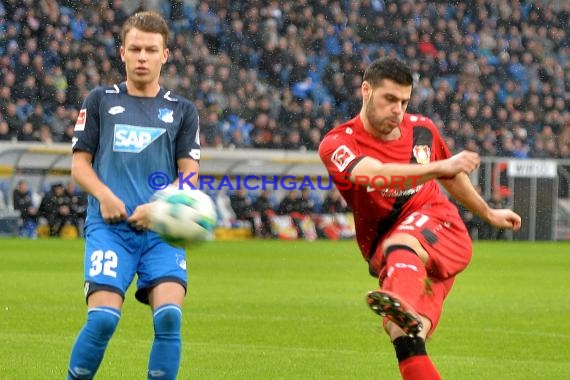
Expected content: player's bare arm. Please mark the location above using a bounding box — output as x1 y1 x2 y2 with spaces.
173 157 200 188
349 150 480 189
71 151 127 223
128 158 200 229
439 172 522 231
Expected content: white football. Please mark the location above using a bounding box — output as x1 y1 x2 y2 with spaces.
149 186 217 245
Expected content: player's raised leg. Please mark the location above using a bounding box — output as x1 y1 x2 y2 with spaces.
367 242 428 336
368 233 441 380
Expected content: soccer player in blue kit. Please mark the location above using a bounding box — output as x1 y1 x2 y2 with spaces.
67 12 200 379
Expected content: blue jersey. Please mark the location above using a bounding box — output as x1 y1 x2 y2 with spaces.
72 83 200 226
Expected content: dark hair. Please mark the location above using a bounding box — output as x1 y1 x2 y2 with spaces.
121 11 169 47
363 57 413 88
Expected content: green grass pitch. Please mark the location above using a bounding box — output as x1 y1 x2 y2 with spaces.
1 239 569 379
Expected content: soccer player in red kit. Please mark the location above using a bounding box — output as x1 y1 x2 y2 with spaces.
318 57 521 380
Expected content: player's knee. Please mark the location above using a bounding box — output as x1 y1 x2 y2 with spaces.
153 304 182 335
86 307 121 339
382 236 428 263
383 243 417 258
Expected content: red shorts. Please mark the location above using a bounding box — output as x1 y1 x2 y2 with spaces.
368 206 472 332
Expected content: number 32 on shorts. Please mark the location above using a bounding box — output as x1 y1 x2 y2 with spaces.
89 249 118 278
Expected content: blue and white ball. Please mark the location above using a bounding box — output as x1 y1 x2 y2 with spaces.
149 186 217 245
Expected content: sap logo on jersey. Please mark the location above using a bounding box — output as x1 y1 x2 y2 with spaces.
113 124 166 153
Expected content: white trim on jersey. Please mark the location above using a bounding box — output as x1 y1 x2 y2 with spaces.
105 84 120 94
163 91 179 102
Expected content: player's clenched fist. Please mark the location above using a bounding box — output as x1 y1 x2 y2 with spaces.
438 150 480 178
485 208 522 231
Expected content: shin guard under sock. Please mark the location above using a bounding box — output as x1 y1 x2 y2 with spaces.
148 304 182 380
382 245 427 308
68 307 121 380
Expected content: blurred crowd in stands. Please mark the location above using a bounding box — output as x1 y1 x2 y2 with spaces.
8 179 87 238
221 187 356 241
0 0 568 240
218 185 507 241
0 0 568 157
1 177 506 240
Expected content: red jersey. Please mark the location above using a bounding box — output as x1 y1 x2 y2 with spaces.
319 113 458 261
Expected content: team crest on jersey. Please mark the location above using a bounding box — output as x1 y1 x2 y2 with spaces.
413 145 431 164
158 108 174 123
176 254 187 270
331 145 356 172
113 124 166 153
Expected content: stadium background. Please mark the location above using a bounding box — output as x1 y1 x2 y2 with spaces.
0 0 569 241
0 2 569 380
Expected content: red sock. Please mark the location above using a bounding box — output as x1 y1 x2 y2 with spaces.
381 247 427 308
399 355 441 380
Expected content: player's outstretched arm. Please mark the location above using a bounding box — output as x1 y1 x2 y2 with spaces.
349 150 480 190
439 172 521 231
72 151 127 223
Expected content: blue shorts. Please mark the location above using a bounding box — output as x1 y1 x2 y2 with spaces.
83 222 187 304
